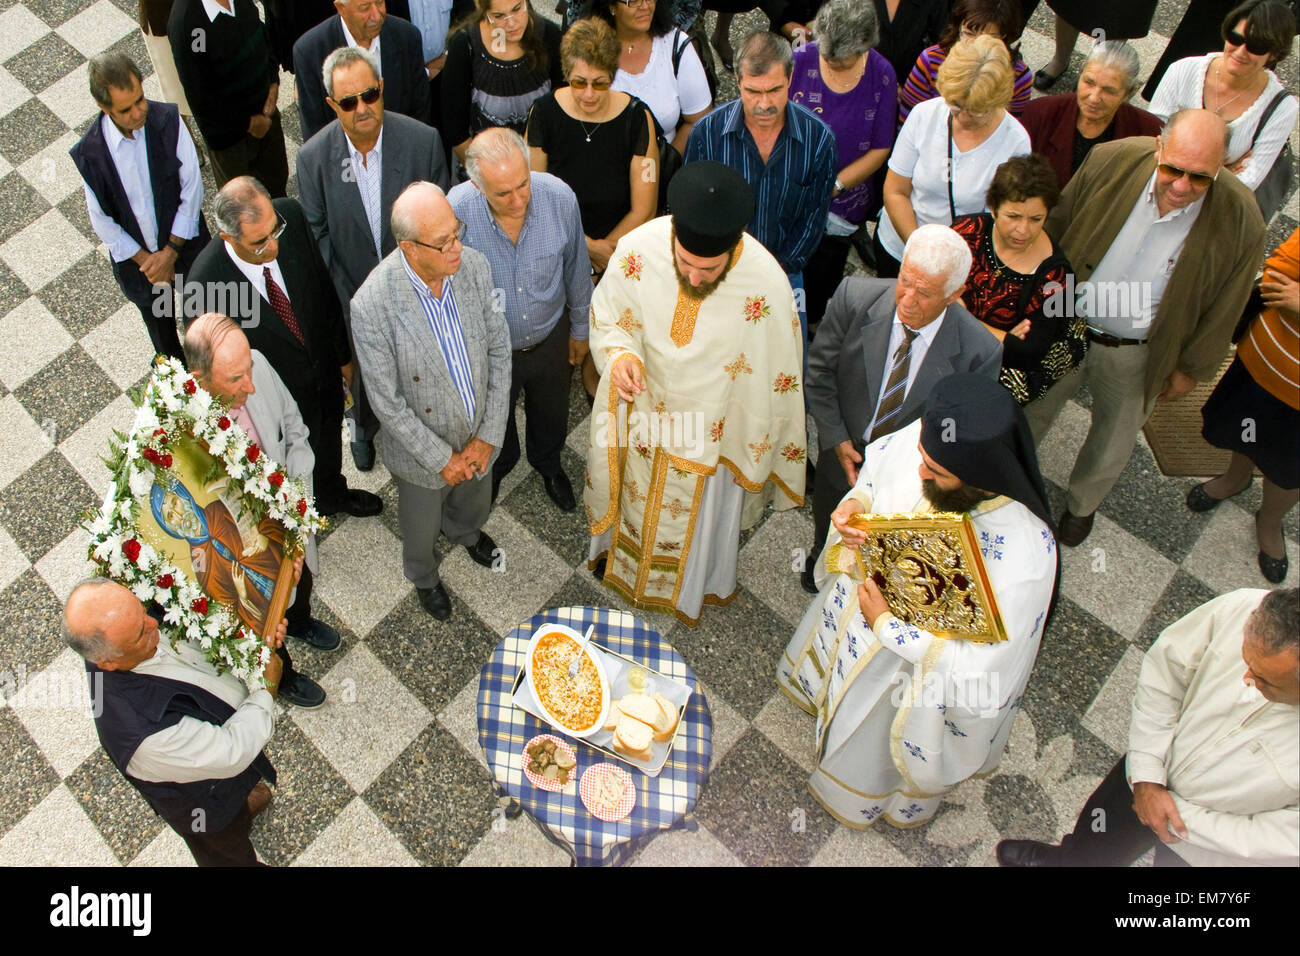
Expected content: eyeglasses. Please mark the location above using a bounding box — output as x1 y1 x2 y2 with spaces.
568 76 612 90
1224 28 1271 56
616 0 655 8
1156 149 1218 188
948 101 990 121
333 85 381 112
485 4 527 23
407 219 467 253
248 213 287 255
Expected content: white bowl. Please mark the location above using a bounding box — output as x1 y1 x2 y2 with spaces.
524 624 610 739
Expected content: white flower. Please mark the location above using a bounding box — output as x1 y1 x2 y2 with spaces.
136 543 158 571
128 466 153 500
131 579 154 602
118 499 133 520
132 405 160 434
163 603 184 626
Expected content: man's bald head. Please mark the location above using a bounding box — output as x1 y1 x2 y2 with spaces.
391 181 462 284
64 578 159 670
1163 108 1229 163
1154 109 1228 216
184 313 255 409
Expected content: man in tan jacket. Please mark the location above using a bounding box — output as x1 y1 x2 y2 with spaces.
1024 109 1266 546
997 587 1298 867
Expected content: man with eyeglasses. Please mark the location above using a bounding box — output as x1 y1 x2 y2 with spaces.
1024 108 1266 547
298 45 449 473
350 182 512 621
294 0 432 142
186 176 384 539
448 127 592 513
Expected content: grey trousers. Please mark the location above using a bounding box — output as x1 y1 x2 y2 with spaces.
394 472 492 589
1024 340 1157 517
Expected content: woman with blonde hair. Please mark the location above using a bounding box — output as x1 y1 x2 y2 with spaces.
876 34 1030 278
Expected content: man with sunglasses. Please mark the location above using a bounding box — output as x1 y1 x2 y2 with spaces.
294 0 432 142
298 45 449 473
350 182 513 621
1024 108 1266 547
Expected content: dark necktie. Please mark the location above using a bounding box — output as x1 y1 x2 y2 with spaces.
870 326 919 442
263 267 306 347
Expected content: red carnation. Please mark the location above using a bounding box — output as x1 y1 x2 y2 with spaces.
156 573 174 589
152 428 168 444
182 379 197 395
297 498 308 517
122 539 141 562
141 448 160 465
218 416 231 430
191 597 208 615
160 454 173 468
246 444 261 464
267 471 284 488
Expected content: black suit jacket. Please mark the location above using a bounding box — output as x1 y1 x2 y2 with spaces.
293 14 431 142
185 198 350 414
807 277 1002 453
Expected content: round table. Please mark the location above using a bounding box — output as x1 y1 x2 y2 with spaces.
476 605 712 866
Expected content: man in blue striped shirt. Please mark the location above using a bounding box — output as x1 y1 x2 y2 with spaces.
683 29 837 339
449 127 593 513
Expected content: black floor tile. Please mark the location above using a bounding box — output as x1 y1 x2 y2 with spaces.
0 568 66 677
0 706 60 839
0 172 51 244
0 98 69 167
0 450 97 562
14 344 120 439
37 252 126 338
64 747 167 863
256 718 354 866
3 31 84 93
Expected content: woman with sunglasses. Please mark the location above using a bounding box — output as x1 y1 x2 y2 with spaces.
898 0 1032 125
586 0 712 155
441 0 564 164
1148 0 1297 197
877 35 1030 278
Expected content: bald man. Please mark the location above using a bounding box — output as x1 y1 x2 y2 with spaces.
1025 109 1267 546
349 182 512 621
65 578 285 866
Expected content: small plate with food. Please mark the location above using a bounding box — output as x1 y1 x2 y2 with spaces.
579 763 635 822
524 624 610 739
522 734 578 791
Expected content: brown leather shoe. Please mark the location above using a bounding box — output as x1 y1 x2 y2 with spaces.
1056 510 1095 547
247 781 273 819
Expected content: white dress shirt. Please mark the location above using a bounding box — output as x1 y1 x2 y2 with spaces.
347 127 384 258
199 0 235 21
83 112 203 262
408 0 454 62
863 310 946 442
223 242 290 303
124 638 275 784
1081 171 1203 339
340 16 383 76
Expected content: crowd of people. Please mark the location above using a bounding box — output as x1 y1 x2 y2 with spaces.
55 0 1298 867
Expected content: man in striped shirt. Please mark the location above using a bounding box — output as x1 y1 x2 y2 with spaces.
683 28 837 337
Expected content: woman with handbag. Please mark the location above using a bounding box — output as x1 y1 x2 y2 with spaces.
1188 228 1300 583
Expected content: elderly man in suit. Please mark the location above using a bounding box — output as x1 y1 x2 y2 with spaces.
297 45 449 472
185 177 383 527
1024 109 1266 547
802 223 1001 593
350 182 512 621
294 0 431 142
71 52 209 362
184 312 332 707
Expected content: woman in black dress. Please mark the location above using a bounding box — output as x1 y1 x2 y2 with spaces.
1032 0 1160 89
442 0 564 163
951 154 1086 406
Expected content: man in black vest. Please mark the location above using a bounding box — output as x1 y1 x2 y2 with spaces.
186 176 383 520
66 578 284 866
70 53 210 362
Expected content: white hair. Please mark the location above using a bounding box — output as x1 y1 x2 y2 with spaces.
901 224 973 296
464 127 530 190
322 45 381 99
390 181 448 243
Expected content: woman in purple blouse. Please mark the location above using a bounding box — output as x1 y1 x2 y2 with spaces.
788 0 897 333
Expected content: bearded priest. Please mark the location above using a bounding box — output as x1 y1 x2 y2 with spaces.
778 373 1058 828
585 161 807 626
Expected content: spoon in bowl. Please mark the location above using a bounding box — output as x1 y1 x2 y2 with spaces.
568 623 595 680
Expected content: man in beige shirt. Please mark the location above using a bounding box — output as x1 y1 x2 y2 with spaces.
997 587 1298 866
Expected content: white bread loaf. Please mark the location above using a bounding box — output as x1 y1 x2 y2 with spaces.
618 692 662 728
651 693 679 742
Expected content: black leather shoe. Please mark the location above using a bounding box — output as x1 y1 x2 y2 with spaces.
1056 510 1095 547
351 439 375 472
593 556 607 581
279 672 326 708
1186 479 1249 513
416 583 451 620
1032 67 1063 91
340 488 383 517
290 618 341 651
1257 512 1288 583
466 532 498 569
542 471 577 512
800 555 819 595
996 839 1059 867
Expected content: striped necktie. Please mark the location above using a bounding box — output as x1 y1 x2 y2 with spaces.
263 267 306 348
870 326 918 442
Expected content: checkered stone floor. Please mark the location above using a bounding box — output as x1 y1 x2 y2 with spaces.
0 0 1297 867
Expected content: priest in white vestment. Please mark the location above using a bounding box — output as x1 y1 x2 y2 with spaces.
584 161 807 626
779 374 1058 828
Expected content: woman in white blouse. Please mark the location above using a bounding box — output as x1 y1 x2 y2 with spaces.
590 0 713 154
877 34 1030 278
1148 0 1297 196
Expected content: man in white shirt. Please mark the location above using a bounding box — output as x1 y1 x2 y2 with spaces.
70 53 209 362
998 587 1299 867
66 578 286 866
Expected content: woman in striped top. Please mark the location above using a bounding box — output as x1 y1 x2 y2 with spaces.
898 0 1032 125
1188 228 1300 583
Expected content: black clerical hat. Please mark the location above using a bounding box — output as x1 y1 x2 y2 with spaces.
668 161 753 257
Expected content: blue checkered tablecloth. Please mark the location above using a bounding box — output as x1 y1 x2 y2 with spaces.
476 606 713 866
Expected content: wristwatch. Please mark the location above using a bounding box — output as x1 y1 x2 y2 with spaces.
166 238 185 254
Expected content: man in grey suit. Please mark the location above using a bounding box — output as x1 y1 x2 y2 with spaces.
350 182 512 621
297 45 449 472
802 224 1002 593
